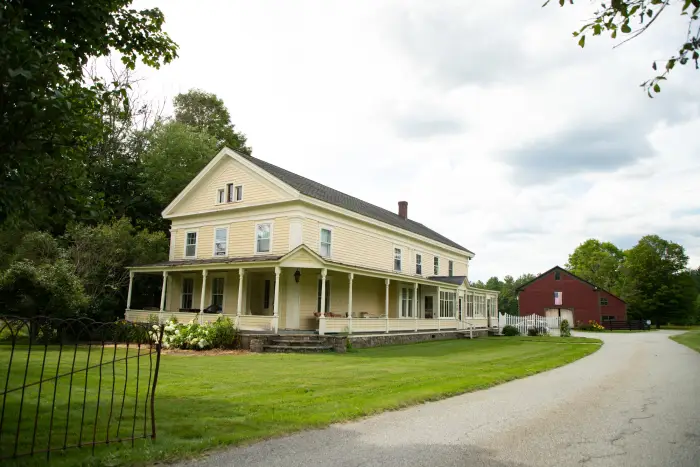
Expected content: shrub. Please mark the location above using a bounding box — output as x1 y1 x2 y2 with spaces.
162 317 239 350
576 320 605 332
502 325 520 336
560 319 571 337
527 327 539 337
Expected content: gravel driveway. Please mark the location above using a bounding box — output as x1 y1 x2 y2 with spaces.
176 331 700 467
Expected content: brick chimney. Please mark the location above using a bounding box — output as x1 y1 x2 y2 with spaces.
398 201 408 220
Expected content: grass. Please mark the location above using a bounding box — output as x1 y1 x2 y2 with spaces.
1 336 601 467
661 325 700 331
670 330 700 353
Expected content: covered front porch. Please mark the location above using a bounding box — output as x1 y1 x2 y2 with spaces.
124 247 499 335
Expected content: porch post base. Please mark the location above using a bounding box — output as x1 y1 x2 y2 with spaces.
318 316 326 336
272 316 279 334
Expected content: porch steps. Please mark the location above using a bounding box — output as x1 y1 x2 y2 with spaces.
262 336 334 353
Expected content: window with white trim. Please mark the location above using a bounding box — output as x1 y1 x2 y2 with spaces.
226 183 235 202
439 291 456 318
211 277 224 309
400 286 414 318
434 257 439 275
415 254 422 275
394 248 402 272
234 185 243 202
181 278 194 309
467 294 474 317
448 260 454 277
217 188 225 204
320 228 332 257
213 227 228 257
256 223 271 253
185 232 197 258
316 278 331 313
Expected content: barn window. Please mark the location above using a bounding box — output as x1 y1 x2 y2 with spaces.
554 270 561 280
602 315 615 321
600 297 609 306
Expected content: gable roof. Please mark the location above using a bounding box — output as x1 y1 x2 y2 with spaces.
515 265 626 303
243 154 472 254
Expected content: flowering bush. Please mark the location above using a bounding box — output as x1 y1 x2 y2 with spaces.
162 316 239 350
576 320 605 332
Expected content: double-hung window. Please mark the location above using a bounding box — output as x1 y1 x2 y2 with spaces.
211 277 224 309
448 260 454 277
234 185 243 201
400 287 413 318
415 254 422 275
439 291 456 318
256 223 271 253
434 257 439 275
181 278 194 309
320 228 332 257
185 232 197 258
600 297 609 306
213 227 228 257
394 248 402 272
467 294 473 317
226 183 235 202
217 188 225 204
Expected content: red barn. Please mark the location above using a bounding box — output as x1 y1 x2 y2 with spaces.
516 266 626 326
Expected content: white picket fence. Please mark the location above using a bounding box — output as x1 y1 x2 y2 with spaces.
498 313 561 336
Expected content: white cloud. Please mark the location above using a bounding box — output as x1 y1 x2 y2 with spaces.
135 0 700 280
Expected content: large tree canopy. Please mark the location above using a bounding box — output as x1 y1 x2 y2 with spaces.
173 89 251 154
0 0 178 229
566 239 624 294
545 0 700 95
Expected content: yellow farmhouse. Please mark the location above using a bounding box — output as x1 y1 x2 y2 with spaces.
126 148 498 335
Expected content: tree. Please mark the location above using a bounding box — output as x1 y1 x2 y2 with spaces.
173 89 251 154
622 235 694 326
544 0 700 95
0 0 177 231
140 121 219 212
566 239 624 294
64 218 168 320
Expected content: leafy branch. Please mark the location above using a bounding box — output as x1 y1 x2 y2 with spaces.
544 0 700 96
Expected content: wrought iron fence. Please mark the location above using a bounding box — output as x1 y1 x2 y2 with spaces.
0 316 163 461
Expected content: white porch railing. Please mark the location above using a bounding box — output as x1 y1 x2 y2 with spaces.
125 310 275 332
498 313 561 336
320 317 491 335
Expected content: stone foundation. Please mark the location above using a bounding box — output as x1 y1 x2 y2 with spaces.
348 331 462 349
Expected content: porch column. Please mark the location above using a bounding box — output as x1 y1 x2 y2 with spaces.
437 287 441 331
273 266 281 334
126 271 135 311
385 279 390 333
159 271 168 312
413 283 418 333
236 268 245 327
319 268 327 336
348 273 354 334
199 269 208 324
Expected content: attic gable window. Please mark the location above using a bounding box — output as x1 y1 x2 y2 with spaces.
227 183 235 202
217 188 225 204
555 270 561 280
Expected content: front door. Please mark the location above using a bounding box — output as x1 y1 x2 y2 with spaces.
285 273 300 329
424 296 434 319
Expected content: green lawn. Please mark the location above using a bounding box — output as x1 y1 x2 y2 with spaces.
670 331 700 353
2 337 600 467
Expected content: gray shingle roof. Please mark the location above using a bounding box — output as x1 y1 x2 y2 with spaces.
428 276 467 286
245 155 472 254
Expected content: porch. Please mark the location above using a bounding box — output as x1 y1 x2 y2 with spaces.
125 257 498 335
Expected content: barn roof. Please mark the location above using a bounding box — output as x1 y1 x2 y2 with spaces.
515 265 626 303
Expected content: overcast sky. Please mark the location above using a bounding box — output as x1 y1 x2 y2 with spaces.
134 0 700 281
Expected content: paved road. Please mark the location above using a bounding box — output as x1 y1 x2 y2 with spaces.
176 331 700 467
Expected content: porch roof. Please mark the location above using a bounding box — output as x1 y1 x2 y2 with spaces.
132 255 282 269
429 276 467 286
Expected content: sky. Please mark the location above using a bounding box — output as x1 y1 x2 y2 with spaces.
133 0 700 281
